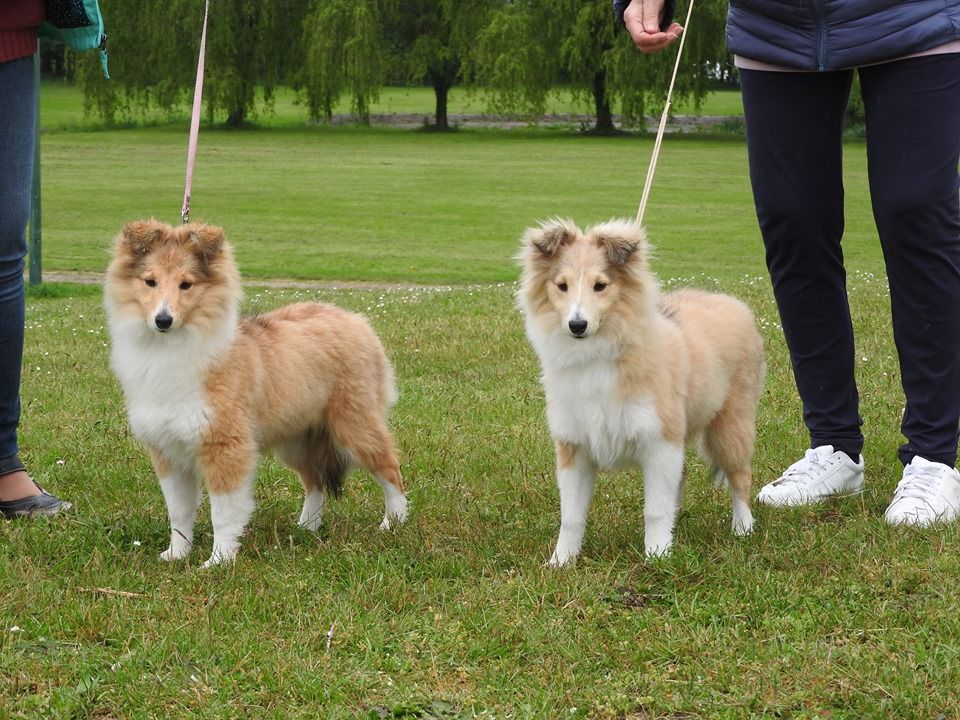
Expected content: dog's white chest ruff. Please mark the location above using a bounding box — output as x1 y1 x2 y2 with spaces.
543 361 662 469
110 323 218 460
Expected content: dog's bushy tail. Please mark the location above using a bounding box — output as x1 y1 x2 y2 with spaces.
306 425 351 499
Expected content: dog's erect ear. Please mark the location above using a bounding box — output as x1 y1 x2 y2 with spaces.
592 220 644 267
119 220 165 256
523 218 579 257
187 224 225 261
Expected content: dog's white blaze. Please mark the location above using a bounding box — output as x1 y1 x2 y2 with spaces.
151 299 170 325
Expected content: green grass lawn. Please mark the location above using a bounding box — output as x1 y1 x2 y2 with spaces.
3 272 959 718
34 126 878 285
5 87 956 718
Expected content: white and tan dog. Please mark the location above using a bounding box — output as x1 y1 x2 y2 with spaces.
517 219 765 564
104 220 407 567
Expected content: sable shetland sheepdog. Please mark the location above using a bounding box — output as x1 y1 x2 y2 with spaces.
517 219 765 564
104 220 407 568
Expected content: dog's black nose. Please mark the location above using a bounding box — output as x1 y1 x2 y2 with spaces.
568 319 588 336
155 312 173 331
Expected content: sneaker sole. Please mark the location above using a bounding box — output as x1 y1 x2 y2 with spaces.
757 486 864 507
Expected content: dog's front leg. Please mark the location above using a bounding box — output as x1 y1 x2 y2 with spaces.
153 452 201 561
205 481 255 568
641 442 685 558
200 441 257 568
549 442 597 567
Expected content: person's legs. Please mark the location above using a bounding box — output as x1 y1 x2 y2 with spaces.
0 55 71 516
860 54 960 468
740 68 863 458
0 56 35 484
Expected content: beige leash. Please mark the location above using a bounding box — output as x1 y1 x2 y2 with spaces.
636 0 696 226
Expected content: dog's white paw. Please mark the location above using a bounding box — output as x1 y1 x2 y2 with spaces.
297 514 323 533
547 555 572 569
379 495 408 530
732 515 754 537
732 498 754 537
547 548 578 568
201 544 239 569
644 541 673 559
159 537 192 562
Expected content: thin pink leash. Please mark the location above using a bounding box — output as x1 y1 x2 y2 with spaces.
181 0 210 224
636 0 696 226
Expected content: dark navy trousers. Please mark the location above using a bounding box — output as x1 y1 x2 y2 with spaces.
740 54 960 467
0 55 36 477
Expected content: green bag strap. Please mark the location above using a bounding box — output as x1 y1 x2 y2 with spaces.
38 0 109 79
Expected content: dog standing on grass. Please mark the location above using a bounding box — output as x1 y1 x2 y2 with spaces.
517 219 765 564
104 220 407 567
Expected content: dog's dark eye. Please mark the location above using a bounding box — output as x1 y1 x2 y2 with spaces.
179 281 193 291
557 282 568 292
144 278 156 288
593 282 607 292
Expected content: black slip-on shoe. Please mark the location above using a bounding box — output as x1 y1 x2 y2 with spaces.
0 491 73 519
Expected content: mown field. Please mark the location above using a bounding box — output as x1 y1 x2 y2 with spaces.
2 84 957 719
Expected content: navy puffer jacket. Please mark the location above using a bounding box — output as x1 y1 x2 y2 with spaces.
613 0 960 71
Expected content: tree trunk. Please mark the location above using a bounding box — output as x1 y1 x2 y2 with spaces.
433 77 450 131
225 105 246 128
356 94 370 126
592 69 615 133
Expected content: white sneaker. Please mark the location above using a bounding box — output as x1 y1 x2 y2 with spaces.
885 456 960 527
757 445 864 506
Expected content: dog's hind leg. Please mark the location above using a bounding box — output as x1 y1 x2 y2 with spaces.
153 450 201 562
277 427 352 532
641 442 685 557
326 402 407 530
549 442 598 567
703 403 757 538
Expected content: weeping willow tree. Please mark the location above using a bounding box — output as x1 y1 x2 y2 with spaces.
300 0 386 125
603 0 729 129
466 0 729 132
74 0 308 127
464 0 561 119
377 0 499 131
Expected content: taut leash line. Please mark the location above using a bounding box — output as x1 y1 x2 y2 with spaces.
636 0 696 226
181 0 210 224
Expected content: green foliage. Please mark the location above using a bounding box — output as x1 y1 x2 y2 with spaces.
604 0 730 128
70 0 735 132
74 0 309 126
467 2 560 118
465 0 731 131
386 0 498 130
301 0 386 124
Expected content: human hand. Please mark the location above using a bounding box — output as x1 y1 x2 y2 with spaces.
623 0 684 53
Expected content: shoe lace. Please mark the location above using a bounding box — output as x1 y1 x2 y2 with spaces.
773 448 832 487
893 463 943 502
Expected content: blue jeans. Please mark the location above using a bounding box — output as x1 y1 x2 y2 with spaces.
741 54 960 466
0 55 36 477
